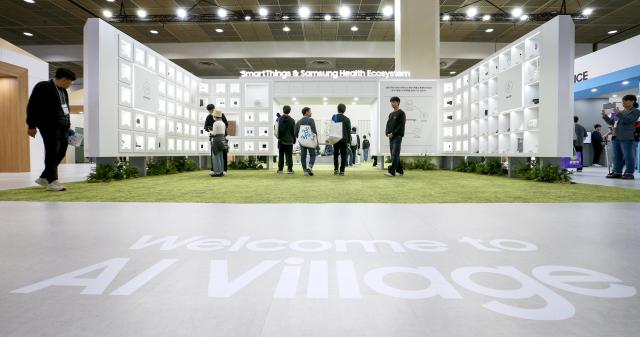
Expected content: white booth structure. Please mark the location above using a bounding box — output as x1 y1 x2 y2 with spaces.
84 16 575 168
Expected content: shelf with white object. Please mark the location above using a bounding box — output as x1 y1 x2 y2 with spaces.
470 68 480 86
443 97 454 109
498 113 511 133
443 82 454 94
470 120 479 137
479 118 488 136
510 132 525 154
524 108 539 131
510 109 525 132
456 78 462 90
479 63 489 82
523 130 539 154
511 42 525 67
470 137 479 153
479 136 488 154
525 33 541 60
443 112 454 123
488 116 499 135
499 51 511 72
443 141 453 153
488 77 498 97
525 57 540 84
499 133 511 154
489 57 499 77
488 97 498 116
463 74 469 87
443 126 454 138
488 134 499 153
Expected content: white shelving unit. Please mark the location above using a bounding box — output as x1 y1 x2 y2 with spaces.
438 15 574 158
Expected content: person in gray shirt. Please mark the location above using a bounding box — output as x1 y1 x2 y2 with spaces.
294 107 318 176
573 116 587 172
602 94 640 179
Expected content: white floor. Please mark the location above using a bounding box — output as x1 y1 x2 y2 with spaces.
0 163 94 190
568 166 640 190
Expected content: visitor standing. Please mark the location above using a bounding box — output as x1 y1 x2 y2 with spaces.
26 67 77 191
602 94 640 179
277 105 296 174
591 124 604 167
210 109 226 177
349 127 360 166
204 104 229 176
294 107 318 176
332 103 352 176
385 96 406 177
573 116 587 172
362 135 371 162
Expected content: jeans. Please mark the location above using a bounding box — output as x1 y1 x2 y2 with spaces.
388 136 404 175
350 146 358 165
300 146 316 170
612 138 636 174
333 140 348 173
278 143 293 172
363 149 369 162
40 128 69 183
212 150 223 174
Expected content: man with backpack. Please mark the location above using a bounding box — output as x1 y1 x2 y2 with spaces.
332 103 352 176
362 135 371 162
349 127 360 166
385 96 406 177
294 107 318 176
277 105 296 174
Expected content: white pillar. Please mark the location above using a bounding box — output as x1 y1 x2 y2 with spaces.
394 0 440 79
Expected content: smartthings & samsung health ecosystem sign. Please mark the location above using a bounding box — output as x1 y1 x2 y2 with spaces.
10 235 636 321
240 69 411 79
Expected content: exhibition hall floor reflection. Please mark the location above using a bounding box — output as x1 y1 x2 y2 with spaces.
1 202 638 337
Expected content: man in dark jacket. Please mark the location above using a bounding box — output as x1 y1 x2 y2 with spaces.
362 135 371 162
573 116 587 172
591 124 604 167
277 105 296 174
385 96 406 177
26 68 76 191
204 104 229 175
332 103 351 176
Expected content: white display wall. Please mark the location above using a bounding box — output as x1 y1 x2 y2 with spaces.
440 15 575 158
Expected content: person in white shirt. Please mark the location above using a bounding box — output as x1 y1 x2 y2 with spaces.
210 109 227 177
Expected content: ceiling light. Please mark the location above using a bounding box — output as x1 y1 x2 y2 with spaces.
282 15 290 20
137 9 147 18
512 7 523 18
382 5 393 17
258 7 268 17
106 0 115 2
351 25 359 32
292 97 297 101
520 15 529 21
591 88 598 92
215 28 224 33
23 32 33 37
102 10 113 18
298 6 311 19
482 14 491 21
622 81 630 85
582 8 594 16
217 8 227 18
245 15 251 21
485 28 494 33
150 30 158 34
442 14 451 21
324 14 331 21
450 71 456 75
339 6 351 19
466 7 478 18
354 97 359 101
176 8 187 19
24 0 35 3
323 97 328 101
608 30 618 35
283 26 290 32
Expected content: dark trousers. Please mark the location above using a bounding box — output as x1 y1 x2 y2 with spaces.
388 136 404 175
223 149 228 172
592 143 603 165
40 128 68 183
278 143 293 172
350 146 358 165
333 140 348 173
575 145 584 170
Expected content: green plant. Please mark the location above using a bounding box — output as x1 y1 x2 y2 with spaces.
484 159 506 176
228 157 264 170
174 157 197 172
87 160 138 183
146 158 177 176
406 155 437 170
514 160 572 183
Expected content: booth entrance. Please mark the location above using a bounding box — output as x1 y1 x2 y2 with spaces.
0 61 29 172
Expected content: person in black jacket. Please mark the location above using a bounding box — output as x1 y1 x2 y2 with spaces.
277 105 296 174
591 124 604 167
385 96 406 177
362 135 370 162
332 103 352 176
204 104 229 175
26 68 76 191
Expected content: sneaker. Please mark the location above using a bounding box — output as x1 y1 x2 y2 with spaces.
304 170 310 176
592 164 602 167
223 171 227 176
396 173 404 177
287 170 295 174
35 177 48 187
46 180 66 192
621 174 635 180
307 169 314 176
339 172 345 176
334 170 339 176
606 173 622 179
277 171 283 175
209 171 216 177
385 172 395 177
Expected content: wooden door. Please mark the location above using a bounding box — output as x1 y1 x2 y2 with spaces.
0 61 29 172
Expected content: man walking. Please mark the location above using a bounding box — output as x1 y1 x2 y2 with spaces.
332 103 351 176
574 116 587 172
362 135 370 162
294 107 318 176
385 96 406 177
349 127 360 166
277 105 296 174
26 68 77 191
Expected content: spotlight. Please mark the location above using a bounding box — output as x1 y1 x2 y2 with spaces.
24 0 35 3
466 7 478 18
511 7 523 18
608 30 618 35
258 7 268 17
339 6 351 19
245 15 251 21
520 15 529 21
582 8 593 16
324 14 332 21
150 30 159 34
351 25 359 32
282 16 290 20
382 5 393 17
283 26 291 32
102 10 113 18
485 28 494 33
482 14 491 21
218 8 227 18
176 8 187 19
215 28 224 33
323 97 328 101
622 81 630 85
292 97 297 101
442 14 451 21
354 97 359 101
137 9 147 18
23 32 33 37
450 71 456 75
298 6 311 19
591 88 598 92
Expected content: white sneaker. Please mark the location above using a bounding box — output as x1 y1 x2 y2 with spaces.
35 177 48 187
209 171 215 176
46 180 66 191
396 173 404 177
385 172 395 177
223 171 227 176
593 164 602 167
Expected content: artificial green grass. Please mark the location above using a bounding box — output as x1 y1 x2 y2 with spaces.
1 165 639 203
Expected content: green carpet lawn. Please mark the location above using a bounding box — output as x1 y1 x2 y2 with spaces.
1 165 639 203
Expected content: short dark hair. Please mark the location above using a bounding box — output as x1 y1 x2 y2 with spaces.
594 124 601 129
206 104 215 111
363 135 367 139
55 68 76 81
302 107 311 115
351 127 357 132
574 116 579 123
622 94 639 108
390 96 400 103
337 103 346 113
283 105 291 114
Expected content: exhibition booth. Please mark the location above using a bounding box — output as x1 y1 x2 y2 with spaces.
84 16 575 168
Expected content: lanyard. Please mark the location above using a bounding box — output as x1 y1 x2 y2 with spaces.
53 81 67 106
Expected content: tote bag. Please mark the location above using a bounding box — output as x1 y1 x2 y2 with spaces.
297 124 317 148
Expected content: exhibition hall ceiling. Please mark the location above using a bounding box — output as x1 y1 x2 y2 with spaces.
3 0 640 77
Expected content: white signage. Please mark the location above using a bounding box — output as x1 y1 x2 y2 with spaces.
498 64 523 112
574 34 640 82
240 69 411 79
